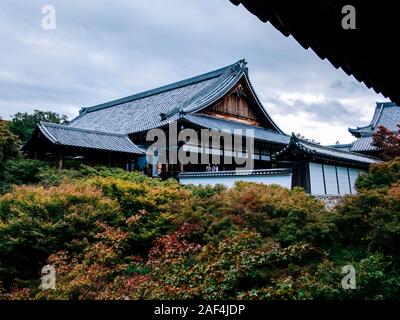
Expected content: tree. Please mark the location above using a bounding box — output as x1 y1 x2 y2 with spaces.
0 119 21 193
9 110 69 143
372 125 400 160
0 119 20 164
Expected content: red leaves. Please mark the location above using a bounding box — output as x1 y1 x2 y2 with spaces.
148 223 202 266
372 125 400 160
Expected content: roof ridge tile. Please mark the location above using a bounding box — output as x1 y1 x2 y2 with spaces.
80 60 244 114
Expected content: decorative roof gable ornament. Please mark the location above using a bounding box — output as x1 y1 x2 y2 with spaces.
231 59 248 75
233 84 247 99
178 109 187 118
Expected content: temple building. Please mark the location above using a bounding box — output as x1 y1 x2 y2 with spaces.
23 60 378 195
331 102 400 156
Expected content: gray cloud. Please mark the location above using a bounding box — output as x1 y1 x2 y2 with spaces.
0 0 387 144
267 95 361 125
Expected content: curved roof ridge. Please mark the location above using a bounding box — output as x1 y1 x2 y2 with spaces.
349 101 400 137
181 62 285 134
79 60 244 115
40 121 128 137
37 122 144 154
371 102 385 128
181 68 243 114
38 122 59 143
243 72 283 133
161 62 242 119
288 134 379 161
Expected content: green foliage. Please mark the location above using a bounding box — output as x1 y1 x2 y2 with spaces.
3 159 49 185
0 159 50 194
9 110 68 143
332 184 400 255
0 119 20 163
1 159 400 300
0 120 22 194
356 158 400 190
0 182 122 287
91 176 191 254
298 253 400 300
36 167 84 187
175 182 335 246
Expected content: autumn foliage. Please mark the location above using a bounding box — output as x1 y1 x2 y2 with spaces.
1 164 400 300
373 125 400 160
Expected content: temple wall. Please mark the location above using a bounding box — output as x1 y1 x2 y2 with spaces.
179 171 292 189
309 162 365 195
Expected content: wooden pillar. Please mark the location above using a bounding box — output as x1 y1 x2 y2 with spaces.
108 153 112 167
269 145 274 169
58 149 64 171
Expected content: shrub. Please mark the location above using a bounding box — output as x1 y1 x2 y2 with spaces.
90 176 191 254
176 182 334 246
0 182 122 287
356 158 400 190
1 159 400 300
0 159 49 194
332 184 400 255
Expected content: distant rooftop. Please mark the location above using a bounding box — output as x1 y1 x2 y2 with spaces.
349 102 400 138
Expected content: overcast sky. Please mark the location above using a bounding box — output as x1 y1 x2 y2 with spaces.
0 0 388 144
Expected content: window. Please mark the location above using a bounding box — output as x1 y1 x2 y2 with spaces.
309 163 325 195
323 165 339 195
337 166 351 194
348 168 359 194
309 163 360 195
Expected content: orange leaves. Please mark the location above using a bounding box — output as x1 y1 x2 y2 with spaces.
148 223 202 267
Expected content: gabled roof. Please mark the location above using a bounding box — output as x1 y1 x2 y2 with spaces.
349 102 400 137
277 134 378 166
33 122 144 154
69 60 283 135
183 114 290 145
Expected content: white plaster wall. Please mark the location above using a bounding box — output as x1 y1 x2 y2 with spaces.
180 174 292 189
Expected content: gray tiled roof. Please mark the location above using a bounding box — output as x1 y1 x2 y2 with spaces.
346 102 400 153
278 135 378 165
184 114 290 145
68 60 283 135
38 122 144 154
329 143 353 152
349 102 400 137
69 78 215 134
350 136 378 153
